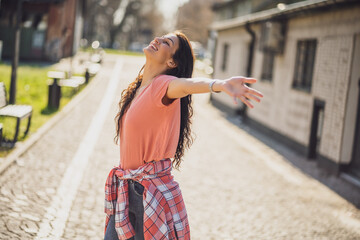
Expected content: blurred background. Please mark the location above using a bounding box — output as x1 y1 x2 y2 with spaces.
1 0 358 184
0 0 216 61
0 0 360 239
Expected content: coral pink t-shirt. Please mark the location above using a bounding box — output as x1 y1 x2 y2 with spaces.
119 74 181 170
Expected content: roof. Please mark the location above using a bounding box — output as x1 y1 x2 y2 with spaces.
212 0 239 11
0 0 65 7
24 0 64 2
210 0 360 31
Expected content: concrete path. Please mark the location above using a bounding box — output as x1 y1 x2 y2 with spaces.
0 54 359 239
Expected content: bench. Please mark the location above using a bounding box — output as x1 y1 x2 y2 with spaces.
47 71 86 88
59 76 86 88
0 82 32 144
47 71 86 108
84 62 101 77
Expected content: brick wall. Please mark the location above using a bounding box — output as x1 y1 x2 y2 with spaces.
214 5 360 164
313 35 353 162
46 0 77 60
212 28 251 111
249 6 360 163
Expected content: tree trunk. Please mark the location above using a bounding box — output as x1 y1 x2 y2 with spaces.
10 0 22 104
109 29 117 49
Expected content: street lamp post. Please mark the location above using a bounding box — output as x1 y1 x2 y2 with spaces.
9 0 23 104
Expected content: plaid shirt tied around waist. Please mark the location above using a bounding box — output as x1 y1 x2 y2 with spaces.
104 158 190 240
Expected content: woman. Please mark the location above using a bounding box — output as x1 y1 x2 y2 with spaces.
104 31 263 240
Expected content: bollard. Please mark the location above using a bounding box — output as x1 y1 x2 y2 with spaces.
48 78 61 109
85 68 90 84
0 123 3 146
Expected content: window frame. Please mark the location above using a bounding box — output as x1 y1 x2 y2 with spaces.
292 39 317 92
221 43 229 72
261 48 276 82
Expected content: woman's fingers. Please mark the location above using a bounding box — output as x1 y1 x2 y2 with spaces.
240 96 254 108
226 77 263 108
233 93 254 108
249 88 263 98
232 80 263 98
242 78 257 84
244 92 261 103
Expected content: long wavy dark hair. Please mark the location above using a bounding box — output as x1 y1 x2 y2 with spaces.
114 31 195 170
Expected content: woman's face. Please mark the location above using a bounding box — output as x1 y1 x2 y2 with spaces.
143 33 179 69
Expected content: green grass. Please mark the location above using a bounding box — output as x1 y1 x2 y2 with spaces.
103 49 144 56
80 47 144 56
0 62 84 157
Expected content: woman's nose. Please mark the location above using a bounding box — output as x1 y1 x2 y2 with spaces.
154 37 161 44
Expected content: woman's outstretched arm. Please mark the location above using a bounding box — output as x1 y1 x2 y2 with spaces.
167 77 264 108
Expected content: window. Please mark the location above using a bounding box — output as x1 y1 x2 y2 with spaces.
221 43 229 72
293 39 317 92
261 49 275 81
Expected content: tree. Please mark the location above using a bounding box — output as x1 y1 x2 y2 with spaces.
176 0 218 47
83 0 164 49
108 0 140 48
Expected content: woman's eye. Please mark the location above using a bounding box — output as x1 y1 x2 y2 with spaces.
164 41 170 46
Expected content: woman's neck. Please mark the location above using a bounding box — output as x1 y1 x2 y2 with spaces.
142 63 167 86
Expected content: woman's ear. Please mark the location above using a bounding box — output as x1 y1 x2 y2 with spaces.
167 59 177 69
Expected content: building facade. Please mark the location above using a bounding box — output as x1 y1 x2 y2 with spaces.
210 0 360 180
0 0 84 61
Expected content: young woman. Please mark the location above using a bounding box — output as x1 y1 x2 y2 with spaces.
104 31 263 240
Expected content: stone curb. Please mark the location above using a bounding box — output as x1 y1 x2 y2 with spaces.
0 67 104 174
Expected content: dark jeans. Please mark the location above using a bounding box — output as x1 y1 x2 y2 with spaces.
104 179 145 240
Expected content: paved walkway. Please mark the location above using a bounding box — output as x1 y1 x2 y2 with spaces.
0 54 360 239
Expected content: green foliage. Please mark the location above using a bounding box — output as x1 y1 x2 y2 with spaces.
0 62 83 156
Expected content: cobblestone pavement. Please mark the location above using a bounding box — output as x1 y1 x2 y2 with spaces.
1 54 360 239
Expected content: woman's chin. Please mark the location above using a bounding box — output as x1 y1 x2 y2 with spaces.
143 47 151 55
143 46 152 53
143 48 155 59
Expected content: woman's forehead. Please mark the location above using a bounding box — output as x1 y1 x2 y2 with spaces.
163 34 178 44
164 33 176 38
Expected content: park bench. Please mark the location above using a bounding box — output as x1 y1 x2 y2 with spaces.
59 76 86 89
47 72 86 90
47 71 86 89
88 63 101 76
47 71 87 109
91 53 102 64
83 62 101 77
0 82 32 144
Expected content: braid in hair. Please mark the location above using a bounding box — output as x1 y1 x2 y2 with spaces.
114 31 195 170
114 65 144 144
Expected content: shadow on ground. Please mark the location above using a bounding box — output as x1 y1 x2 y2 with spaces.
215 106 360 209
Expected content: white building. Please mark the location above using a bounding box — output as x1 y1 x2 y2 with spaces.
210 0 360 181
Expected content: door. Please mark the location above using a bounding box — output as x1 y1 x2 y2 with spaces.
346 34 360 178
349 78 360 178
308 99 325 159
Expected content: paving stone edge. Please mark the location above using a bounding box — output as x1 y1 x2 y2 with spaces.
0 71 104 174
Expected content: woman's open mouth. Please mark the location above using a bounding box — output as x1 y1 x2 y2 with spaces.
150 43 158 51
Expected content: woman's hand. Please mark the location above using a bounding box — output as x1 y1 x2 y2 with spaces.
220 77 263 108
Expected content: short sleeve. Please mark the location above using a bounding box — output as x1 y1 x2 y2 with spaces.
151 75 178 108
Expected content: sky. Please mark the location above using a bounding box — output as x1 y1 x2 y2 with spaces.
156 0 189 30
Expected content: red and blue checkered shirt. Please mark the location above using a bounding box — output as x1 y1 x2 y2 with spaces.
104 158 190 240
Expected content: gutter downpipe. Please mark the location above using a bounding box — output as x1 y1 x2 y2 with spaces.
243 22 256 117
209 29 218 102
